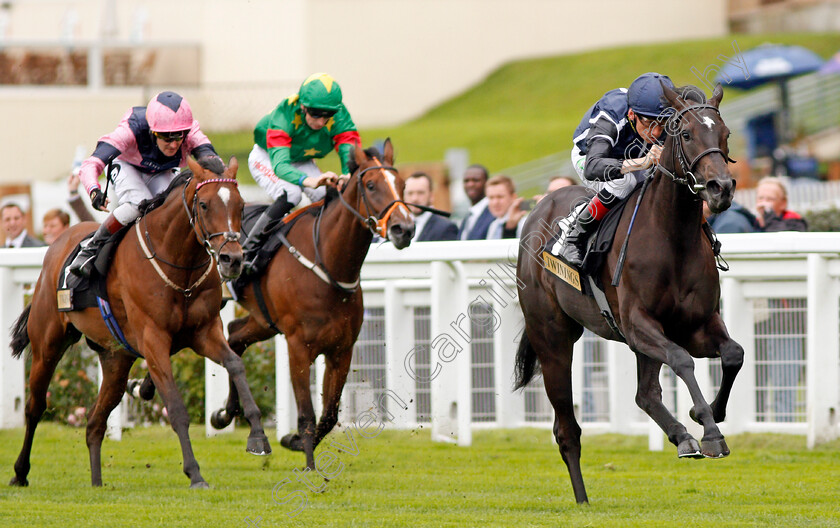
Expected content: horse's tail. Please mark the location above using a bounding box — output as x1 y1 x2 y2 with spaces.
514 330 540 390
10 304 31 359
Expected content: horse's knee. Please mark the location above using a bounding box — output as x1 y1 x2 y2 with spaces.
720 342 744 370
666 351 695 378
223 355 246 378
634 384 662 414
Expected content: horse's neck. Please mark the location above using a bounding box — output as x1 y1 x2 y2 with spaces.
649 159 704 245
144 188 204 268
316 185 373 281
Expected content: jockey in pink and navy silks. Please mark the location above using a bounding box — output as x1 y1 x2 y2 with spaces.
69 91 220 278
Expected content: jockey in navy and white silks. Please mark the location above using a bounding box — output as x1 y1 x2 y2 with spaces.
560 72 675 266
69 91 220 278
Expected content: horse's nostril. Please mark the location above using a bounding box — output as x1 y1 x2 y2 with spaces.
219 254 231 264
391 225 403 236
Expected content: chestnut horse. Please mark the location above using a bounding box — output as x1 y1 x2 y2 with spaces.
216 139 414 469
9 157 271 489
515 84 744 503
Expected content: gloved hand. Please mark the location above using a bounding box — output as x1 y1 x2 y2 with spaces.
90 188 107 211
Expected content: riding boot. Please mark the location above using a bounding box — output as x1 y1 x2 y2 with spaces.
241 193 293 277
560 194 612 267
68 213 125 278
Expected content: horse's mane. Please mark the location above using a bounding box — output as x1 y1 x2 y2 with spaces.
138 157 225 215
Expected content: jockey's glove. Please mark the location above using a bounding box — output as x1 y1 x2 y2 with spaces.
90 188 107 211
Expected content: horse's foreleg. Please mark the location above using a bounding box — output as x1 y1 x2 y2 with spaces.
86 351 135 486
144 348 208 488
634 354 700 458
626 316 729 459
194 322 270 456
687 315 744 423
314 349 353 448
282 345 317 470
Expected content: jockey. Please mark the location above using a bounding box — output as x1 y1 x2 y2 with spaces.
69 91 220 278
561 72 675 266
242 72 361 273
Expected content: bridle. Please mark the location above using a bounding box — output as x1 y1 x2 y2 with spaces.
135 175 240 297
336 159 411 238
655 104 736 195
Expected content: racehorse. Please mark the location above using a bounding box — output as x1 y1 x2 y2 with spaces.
9 156 271 489
135 139 414 470
515 83 743 504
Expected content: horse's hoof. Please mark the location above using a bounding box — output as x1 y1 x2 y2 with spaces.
210 409 233 430
701 438 729 459
280 433 304 452
190 480 210 489
9 476 28 487
247 435 272 456
677 438 703 459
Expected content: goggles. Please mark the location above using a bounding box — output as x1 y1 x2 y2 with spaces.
306 107 337 119
153 130 188 143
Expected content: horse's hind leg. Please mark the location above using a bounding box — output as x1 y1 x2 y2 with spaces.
10 321 77 486
635 354 701 458
86 352 135 486
527 320 588 504
686 314 744 423
313 348 353 448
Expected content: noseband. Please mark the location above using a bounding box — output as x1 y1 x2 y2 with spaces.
656 104 736 194
337 160 411 238
184 177 241 259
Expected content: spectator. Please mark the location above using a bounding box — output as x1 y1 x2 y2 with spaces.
458 164 495 240
703 200 757 233
536 175 579 203
485 175 527 239
751 177 806 423
754 177 808 232
42 208 71 245
2 202 45 248
67 170 95 223
404 172 458 242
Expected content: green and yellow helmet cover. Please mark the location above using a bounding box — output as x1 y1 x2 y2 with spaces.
298 73 343 111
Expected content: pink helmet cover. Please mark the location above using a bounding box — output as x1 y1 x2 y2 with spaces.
146 91 194 132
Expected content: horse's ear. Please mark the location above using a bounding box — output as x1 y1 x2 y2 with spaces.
660 80 684 111
226 156 239 179
187 156 204 179
383 138 394 166
709 83 724 108
353 141 367 167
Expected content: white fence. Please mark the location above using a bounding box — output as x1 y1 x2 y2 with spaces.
1 234 839 450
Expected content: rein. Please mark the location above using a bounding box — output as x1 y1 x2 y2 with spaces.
655 104 736 194
137 174 239 297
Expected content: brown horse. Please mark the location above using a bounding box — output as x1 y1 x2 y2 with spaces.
515 84 743 504
211 139 414 469
9 156 271 489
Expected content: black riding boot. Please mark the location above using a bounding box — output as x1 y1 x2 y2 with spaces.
559 206 601 268
241 193 293 277
68 214 124 278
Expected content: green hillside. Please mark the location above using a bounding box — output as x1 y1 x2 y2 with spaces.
213 33 840 179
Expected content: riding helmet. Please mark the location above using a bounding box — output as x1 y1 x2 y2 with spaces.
298 73 343 112
627 72 675 119
146 91 194 132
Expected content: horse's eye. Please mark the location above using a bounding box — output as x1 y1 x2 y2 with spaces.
681 131 691 141
199 201 208 211
366 180 376 191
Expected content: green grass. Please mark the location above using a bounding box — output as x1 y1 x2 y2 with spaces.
211 33 840 180
1 425 838 527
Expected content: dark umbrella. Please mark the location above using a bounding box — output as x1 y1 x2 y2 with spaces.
716 44 824 143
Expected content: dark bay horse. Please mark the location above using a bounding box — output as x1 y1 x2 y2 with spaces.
9 157 271 489
515 84 744 504
140 139 414 469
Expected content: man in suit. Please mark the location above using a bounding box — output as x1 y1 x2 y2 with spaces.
404 172 458 241
2 202 45 248
458 164 495 240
